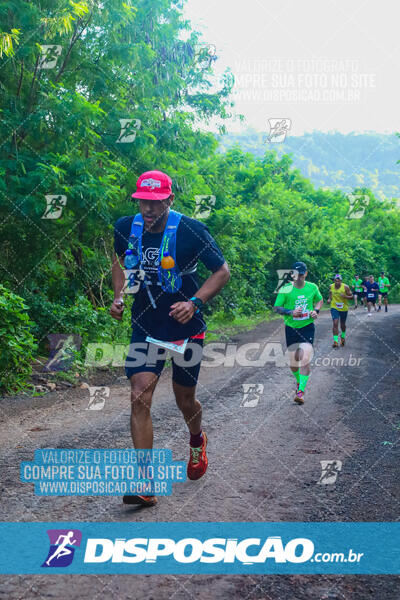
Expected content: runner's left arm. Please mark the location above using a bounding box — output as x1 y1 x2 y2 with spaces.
169 262 230 324
310 287 323 318
169 221 230 324
192 261 230 305
314 299 323 310
342 285 353 299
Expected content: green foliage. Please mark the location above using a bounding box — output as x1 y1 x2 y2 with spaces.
24 291 132 351
0 284 37 395
0 27 20 56
218 129 400 201
195 148 400 316
0 1 399 394
0 0 232 373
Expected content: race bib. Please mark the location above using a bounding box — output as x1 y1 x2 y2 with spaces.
145 336 189 354
367 293 375 298
335 302 344 309
293 310 310 321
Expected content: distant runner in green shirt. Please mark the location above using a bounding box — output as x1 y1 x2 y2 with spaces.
351 275 363 309
377 271 390 312
274 261 323 405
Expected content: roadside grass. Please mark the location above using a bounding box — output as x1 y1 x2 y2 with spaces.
205 310 277 341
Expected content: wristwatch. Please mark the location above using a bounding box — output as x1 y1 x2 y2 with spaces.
189 296 204 313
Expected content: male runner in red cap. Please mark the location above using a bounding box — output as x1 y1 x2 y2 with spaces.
111 170 230 506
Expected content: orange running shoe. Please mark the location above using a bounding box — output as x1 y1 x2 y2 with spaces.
340 337 345 346
333 341 339 348
187 431 208 480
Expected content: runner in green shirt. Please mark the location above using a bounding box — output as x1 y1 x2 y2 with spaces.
377 271 390 312
274 261 323 405
351 275 363 309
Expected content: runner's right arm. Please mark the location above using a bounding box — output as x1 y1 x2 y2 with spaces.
274 306 303 316
110 252 125 321
274 307 293 315
274 290 302 317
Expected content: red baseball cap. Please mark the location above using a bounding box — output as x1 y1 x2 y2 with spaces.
131 170 172 201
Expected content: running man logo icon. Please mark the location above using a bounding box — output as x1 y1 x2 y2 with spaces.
346 193 370 219
38 45 62 69
123 268 146 294
42 195 67 219
43 334 82 372
42 529 82 567
87 386 110 410
194 195 216 219
274 269 299 293
116 118 141 143
241 384 264 407
267 118 291 143
195 43 217 71
317 460 343 485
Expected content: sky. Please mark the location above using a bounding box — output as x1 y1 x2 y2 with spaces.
184 0 400 136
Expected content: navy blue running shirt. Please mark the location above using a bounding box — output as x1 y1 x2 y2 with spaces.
364 280 379 299
114 213 225 341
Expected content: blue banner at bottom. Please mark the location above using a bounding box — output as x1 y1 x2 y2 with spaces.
0 522 398 574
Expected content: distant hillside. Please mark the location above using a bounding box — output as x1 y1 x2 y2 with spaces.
218 130 400 200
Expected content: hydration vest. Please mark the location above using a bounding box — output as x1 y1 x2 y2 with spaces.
128 210 197 293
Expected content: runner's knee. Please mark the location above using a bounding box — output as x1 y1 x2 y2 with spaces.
130 374 156 410
294 348 303 362
131 394 151 416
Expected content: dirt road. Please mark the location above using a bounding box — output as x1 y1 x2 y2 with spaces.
1 306 399 598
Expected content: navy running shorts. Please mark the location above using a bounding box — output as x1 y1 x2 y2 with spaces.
366 293 377 304
330 308 348 322
125 331 204 387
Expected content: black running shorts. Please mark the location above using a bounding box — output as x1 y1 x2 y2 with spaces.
285 323 315 349
125 331 204 387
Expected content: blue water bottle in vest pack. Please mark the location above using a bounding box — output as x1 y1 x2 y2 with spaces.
124 248 139 269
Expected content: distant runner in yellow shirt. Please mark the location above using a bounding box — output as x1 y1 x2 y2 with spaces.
327 274 353 348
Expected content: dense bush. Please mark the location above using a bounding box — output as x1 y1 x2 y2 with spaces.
0 285 37 395
23 291 132 352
